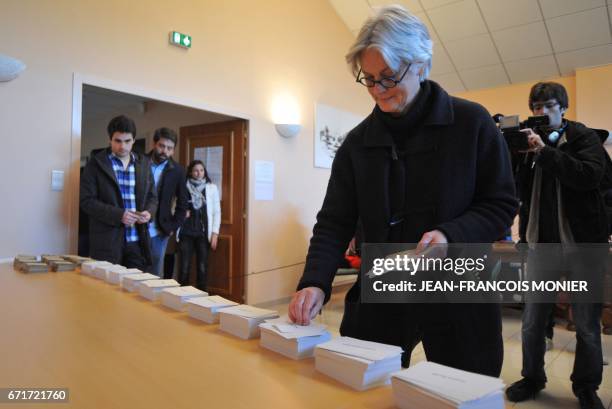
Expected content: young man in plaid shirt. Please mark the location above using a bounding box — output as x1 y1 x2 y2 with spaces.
80 115 157 269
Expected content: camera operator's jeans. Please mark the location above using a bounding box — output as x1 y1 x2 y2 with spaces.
521 303 603 393
521 244 605 394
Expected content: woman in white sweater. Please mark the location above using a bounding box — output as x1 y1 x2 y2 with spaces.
177 160 221 291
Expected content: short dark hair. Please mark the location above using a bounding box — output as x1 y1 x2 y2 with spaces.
107 115 137 139
153 127 177 145
529 82 569 111
187 160 211 183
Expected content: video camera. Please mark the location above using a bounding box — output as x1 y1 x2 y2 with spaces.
495 114 550 153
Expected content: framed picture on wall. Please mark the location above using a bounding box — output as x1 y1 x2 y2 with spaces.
314 103 364 169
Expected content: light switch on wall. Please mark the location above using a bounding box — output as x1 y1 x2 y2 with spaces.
51 170 64 191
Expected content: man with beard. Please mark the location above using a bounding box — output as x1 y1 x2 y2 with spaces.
147 127 188 277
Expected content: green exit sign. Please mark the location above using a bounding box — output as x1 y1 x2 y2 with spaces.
169 31 192 49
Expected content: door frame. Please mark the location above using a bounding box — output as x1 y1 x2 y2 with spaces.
69 73 250 284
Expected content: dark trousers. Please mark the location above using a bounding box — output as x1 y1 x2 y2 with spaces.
545 306 555 339
521 245 604 393
122 242 149 271
178 234 209 291
340 283 503 377
522 302 603 393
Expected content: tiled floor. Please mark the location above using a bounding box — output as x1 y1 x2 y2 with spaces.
267 287 612 409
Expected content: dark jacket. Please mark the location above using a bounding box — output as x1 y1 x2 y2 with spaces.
298 81 517 299
147 155 188 236
296 81 517 376
515 120 608 243
80 148 158 264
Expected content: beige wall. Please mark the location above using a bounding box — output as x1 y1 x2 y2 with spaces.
454 66 612 152
455 76 577 121
0 0 373 304
454 64 612 134
575 64 612 133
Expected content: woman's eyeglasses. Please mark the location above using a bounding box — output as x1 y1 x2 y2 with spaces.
356 64 412 89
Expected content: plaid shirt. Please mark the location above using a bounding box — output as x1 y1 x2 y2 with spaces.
109 153 139 243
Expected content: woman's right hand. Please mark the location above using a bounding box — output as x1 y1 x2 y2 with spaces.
185 210 191 218
288 286 325 326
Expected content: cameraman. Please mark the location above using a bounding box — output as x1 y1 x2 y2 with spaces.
506 82 608 409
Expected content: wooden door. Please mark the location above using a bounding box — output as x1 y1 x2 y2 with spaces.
180 120 247 302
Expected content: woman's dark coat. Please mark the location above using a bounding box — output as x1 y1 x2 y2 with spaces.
298 81 518 376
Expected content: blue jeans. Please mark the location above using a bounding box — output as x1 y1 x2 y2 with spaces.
521 246 603 393
150 234 170 277
522 302 603 393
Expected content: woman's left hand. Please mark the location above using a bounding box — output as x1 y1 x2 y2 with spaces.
416 230 448 258
211 233 218 250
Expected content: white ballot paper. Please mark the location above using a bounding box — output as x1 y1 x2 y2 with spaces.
107 268 141 285
219 305 279 339
81 260 113 276
365 246 440 278
120 273 160 292
391 361 505 409
314 336 403 391
261 316 328 339
93 263 124 280
138 279 180 301
186 295 238 324
160 286 208 311
259 316 332 359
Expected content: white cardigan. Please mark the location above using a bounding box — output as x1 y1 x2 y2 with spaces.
204 182 221 242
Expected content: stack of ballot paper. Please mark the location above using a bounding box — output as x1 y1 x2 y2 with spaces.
49 260 76 272
93 263 125 280
186 295 238 323
219 305 279 339
62 255 93 266
259 316 332 359
13 255 38 270
106 268 141 285
314 337 403 391
121 273 160 292
138 279 180 301
20 262 49 273
81 260 112 276
160 286 208 311
391 361 505 409
42 255 65 264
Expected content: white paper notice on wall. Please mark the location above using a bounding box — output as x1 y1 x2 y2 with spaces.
194 146 223 201
51 170 64 191
255 161 274 201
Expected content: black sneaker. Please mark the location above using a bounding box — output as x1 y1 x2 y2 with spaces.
576 389 605 409
505 378 545 402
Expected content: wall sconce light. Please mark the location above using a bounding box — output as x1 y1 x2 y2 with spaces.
275 123 301 138
0 54 26 82
271 93 301 138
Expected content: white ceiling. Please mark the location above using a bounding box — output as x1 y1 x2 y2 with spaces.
329 0 612 92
